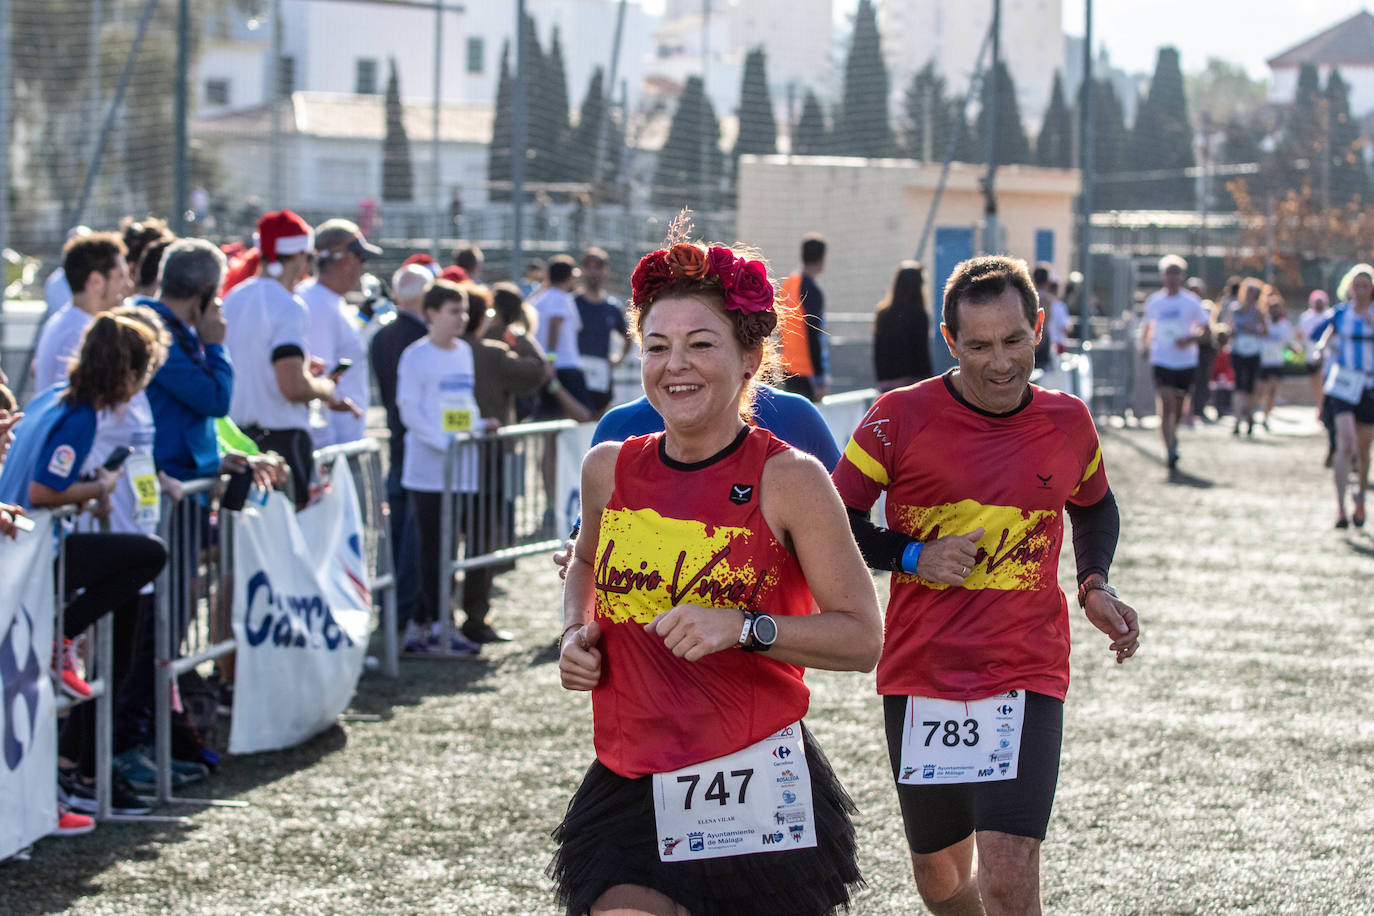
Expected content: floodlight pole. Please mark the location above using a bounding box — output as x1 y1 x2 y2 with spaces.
1078 0 1094 333
981 0 1001 254
511 0 526 274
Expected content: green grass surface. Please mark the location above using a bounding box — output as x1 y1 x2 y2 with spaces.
4 406 1372 914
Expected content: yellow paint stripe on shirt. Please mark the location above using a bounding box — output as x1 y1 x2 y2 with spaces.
1079 445 1102 484
844 438 890 487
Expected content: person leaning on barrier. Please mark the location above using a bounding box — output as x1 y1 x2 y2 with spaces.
833 255 1139 915
0 312 171 818
467 282 549 428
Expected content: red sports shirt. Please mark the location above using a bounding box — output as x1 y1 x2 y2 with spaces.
591 427 814 778
832 374 1109 701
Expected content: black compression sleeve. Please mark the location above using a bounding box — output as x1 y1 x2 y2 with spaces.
271 344 305 362
845 506 915 573
1065 487 1120 585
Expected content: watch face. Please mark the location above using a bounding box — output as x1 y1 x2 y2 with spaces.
753 614 778 646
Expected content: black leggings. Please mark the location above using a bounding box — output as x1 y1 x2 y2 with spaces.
57 532 166 776
408 490 494 627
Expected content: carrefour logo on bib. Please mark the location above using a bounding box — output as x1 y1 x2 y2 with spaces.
243 571 356 650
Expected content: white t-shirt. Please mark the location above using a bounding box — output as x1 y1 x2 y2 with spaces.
32 304 94 393
397 337 482 493
530 287 582 369
1298 308 1329 358
223 276 312 431
1144 289 1209 369
1261 318 1293 368
297 279 370 447
44 267 72 318
75 391 159 542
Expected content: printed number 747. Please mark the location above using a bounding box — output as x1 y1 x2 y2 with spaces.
677 768 754 809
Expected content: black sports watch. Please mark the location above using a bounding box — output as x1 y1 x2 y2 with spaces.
742 613 778 652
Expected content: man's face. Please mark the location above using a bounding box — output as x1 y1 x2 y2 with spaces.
581 258 607 290
942 288 1043 414
1163 265 1183 293
96 255 132 309
322 237 369 291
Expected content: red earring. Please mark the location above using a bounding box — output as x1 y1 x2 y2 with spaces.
743 371 752 380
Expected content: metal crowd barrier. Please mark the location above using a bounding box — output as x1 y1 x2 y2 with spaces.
435 420 577 655
149 438 396 806
312 439 397 679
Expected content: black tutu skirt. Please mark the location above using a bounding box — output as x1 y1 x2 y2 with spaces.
548 723 863 916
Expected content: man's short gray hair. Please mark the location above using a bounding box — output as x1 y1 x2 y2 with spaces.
392 264 434 301
159 238 227 300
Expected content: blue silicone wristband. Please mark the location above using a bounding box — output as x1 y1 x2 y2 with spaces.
900 540 923 575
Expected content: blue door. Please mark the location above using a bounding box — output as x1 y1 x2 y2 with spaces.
932 227 975 374
1035 229 1055 265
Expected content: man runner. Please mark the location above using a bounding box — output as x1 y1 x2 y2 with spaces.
833 255 1140 914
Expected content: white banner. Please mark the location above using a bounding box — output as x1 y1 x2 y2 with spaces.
229 460 371 755
555 423 597 537
0 515 57 859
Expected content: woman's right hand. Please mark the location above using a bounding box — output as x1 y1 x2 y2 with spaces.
91 466 123 517
559 620 603 691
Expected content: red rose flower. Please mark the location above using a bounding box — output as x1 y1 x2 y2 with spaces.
666 243 709 280
707 246 738 289
724 259 775 313
631 249 674 303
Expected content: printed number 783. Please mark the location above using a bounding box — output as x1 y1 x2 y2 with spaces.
923 719 979 748
677 768 754 809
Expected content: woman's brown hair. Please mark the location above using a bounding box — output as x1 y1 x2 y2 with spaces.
65 313 161 410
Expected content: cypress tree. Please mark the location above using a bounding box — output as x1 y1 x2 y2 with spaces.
901 60 946 161
1324 69 1367 204
1035 70 1073 168
542 25 573 182
488 41 513 201
1087 77 1129 209
835 0 893 157
653 76 722 209
568 67 604 184
733 47 778 163
793 89 828 156
381 58 414 201
520 14 553 185
972 61 1032 165
1129 46 1195 208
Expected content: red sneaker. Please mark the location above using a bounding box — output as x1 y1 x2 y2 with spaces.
53 639 92 699
52 805 95 837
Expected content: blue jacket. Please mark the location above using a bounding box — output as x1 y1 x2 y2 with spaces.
146 300 234 481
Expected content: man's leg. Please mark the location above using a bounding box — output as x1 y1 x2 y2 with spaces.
1157 387 1180 458
912 835 983 915
975 831 1041 916
1355 421 1374 513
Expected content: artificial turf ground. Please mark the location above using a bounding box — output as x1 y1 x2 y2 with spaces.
3 405 1372 914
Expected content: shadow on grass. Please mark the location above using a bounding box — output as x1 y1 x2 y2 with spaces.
1103 427 1220 488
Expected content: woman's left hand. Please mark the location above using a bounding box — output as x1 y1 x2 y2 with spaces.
645 604 746 662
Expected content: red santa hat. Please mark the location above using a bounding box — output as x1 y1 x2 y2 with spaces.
401 253 440 277
256 209 315 277
439 265 469 284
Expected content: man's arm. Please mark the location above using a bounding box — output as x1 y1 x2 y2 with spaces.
274 353 336 403
154 344 234 418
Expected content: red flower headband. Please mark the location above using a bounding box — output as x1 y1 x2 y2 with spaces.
631 243 775 314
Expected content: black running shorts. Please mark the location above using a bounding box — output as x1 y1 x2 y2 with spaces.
1152 365 1196 393
883 691 1063 855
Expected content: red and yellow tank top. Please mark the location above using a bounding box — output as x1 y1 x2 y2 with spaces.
591 426 815 778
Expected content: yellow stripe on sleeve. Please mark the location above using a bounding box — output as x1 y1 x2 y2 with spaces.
843 438 890 487
1079 445 1102 484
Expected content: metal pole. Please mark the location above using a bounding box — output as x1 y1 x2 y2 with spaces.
590 0 627 193
431 3 443 258
1265 194 1275 285
1078 0 1094 335
512 0 526 276
65 0 159 231
0 0 10 272
270 0 284 205
88 0 101 165
981 0 1000 254
699 0 710 212
1197 112 1208 275
173 0 190 234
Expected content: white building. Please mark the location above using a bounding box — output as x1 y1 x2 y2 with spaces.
192 92 493 217
194 0 658 118
647 0 834 120
877 0 1064 133
1268 10 1374 117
